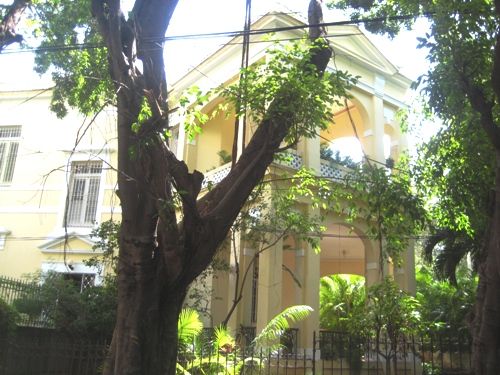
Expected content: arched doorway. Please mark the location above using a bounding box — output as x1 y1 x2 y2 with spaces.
320 223 366 277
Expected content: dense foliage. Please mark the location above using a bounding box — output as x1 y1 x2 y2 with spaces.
14 272 116 338
416 264 476 336
326 2 500 369
0 298 18 340
319 274 365 333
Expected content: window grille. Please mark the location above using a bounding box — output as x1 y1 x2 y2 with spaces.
0 126 21 183
66 161 102 227
63 273 96 292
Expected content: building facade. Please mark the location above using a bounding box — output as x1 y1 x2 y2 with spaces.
0 12 413 351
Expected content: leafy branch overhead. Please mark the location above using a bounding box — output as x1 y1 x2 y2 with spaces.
326 0 500 372
29 0 347 373
180 39 355 150
288 161 426 266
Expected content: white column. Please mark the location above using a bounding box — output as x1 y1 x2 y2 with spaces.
364 75 386 164
256 236 283 336
300 231 321 357
394 240 416 294
294 248 305 306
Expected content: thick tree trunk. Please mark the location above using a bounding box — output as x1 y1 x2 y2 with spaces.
92 1 332 374
472 152 500 375
104 243 186 374
469 4 500 373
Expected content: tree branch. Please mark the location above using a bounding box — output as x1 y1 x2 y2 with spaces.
181 0 333 278
459 71 500 150
0 0 30 52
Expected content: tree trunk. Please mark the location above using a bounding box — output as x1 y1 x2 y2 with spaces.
104 251 186 374
91 0 333 374
472 151 500 375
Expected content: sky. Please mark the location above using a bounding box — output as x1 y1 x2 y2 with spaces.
163 0 430 83
0 0 434 156
0 0 430 84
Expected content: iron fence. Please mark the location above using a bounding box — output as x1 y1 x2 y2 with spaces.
318 330 473 375
0 327 474 375
0 327 108 375
0 275 51 327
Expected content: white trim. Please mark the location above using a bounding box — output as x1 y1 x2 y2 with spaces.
61 147 115 155
38 232 95 250
41 261 103 285
41 249 103 255
55 152 110 231
353 80 408 108
0 183 117 191
0 206 118 214
0 206 59 213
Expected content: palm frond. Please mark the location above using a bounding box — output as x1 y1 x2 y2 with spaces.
254 305 312 349
178 308 203 345
213 325 236 352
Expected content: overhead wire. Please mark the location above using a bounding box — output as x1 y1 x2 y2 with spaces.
0 12 434 55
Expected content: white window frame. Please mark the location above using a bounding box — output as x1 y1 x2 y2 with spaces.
0 126 21 184
41 261 103 287
65 161 103 228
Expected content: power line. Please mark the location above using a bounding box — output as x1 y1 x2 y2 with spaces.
0 12 432 55
3 232 439 242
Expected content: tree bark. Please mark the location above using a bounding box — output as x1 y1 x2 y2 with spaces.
92 0 332 373
467 4 500 372
472 152 500 375
0 0 30 52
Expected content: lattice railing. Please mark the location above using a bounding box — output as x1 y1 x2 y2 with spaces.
320 159 350 180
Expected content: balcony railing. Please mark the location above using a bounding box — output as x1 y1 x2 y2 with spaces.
201 154 352 189
201 163 231 189
275 152 303 169
319 159 350 180
202 152 304 189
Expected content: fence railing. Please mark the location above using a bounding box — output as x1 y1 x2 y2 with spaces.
0 327 473 375
0 275 51 327
0 327 108 375
318 330 472 375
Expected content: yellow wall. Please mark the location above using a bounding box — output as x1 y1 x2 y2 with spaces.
0 89 118 279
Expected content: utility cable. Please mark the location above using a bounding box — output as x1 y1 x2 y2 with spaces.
0 12 435 55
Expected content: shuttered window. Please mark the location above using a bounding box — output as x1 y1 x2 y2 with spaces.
0 126 21 184
66 161 102 227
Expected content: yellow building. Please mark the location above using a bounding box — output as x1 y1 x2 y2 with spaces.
0 12 413 351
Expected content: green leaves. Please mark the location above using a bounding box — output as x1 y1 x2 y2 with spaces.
178 308 204 346
320 274 366 334
366 277 422 337
33 0 113 117
179 86 214 141
253 305 313 349
222 38 355 146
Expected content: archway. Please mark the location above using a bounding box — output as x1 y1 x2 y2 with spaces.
320 223 366 277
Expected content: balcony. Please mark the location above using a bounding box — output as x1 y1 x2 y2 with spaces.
201 153 352 189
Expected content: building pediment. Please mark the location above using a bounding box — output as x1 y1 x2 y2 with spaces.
170 11 411 100
38 233 99 255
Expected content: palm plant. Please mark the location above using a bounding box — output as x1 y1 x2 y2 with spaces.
176 305 312 375
319 274 366 333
